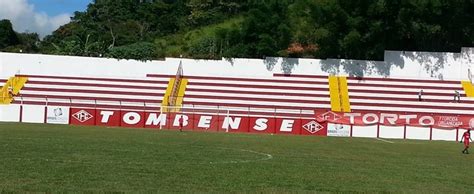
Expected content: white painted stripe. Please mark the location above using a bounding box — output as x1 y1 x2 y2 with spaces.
187 85 329 95
15 97 157 105
28 77 169 87
350 85 461 94
349 92 474 101
351 98 474 108
189 79 328 88
351 105 474 115
375 138 395 143
185 76 329 83
347 79 461 88
184 97 331 108
19 90 164 99
24 84 167 93
186 91 329 101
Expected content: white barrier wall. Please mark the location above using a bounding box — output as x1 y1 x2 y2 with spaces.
0 104 465 141
379 126 404 139
432 128 457 141
0 47 473 80
0 105 20 122
21 105 45 123
406 126 431 140
352 126 378 138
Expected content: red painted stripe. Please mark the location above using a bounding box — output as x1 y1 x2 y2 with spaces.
347 76 460 84
187 88 330 98
18 74 169 84
21 87 164 96
273 73 328 79
182 101 474 117
19 105 23 123
13 101 312 117
377 124 380 138
13 101 157 111
180 108 313 117
44 106 47 123
430 127 433 140
404 125 407 139
185 94 329 104
188 82 328 91
349 89 461 97
351 102 474 111
350 107 474 116
19 94 162 103
348 82 462 90
456 128 459 142
274 73 460 84
148 74 329 84
182 100 325 111
26 80 168 90
350 96 473 104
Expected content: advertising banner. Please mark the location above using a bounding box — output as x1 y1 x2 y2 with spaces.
70 108 96 126
327 123 351 137
69 108 328 136
315 109 474 129
46 106 70 124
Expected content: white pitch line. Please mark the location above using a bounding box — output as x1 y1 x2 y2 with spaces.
208 147 273 164
375 138 395 144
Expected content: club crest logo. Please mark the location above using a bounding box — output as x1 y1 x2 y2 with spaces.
72 110 93 123
317 111 341 121
303 120 324 134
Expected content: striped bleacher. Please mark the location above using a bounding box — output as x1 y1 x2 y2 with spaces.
12 75 168 110
275 74 473 116
148 74 331 118
8 73 473 120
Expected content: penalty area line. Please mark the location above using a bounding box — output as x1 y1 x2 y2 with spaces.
375 138 395 144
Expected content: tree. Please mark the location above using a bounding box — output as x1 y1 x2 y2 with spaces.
107 42 157 61
0 20 19 49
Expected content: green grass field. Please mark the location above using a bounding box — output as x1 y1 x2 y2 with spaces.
0 123 472 193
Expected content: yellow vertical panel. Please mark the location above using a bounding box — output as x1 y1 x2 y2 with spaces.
328 75 341 112
462 81 474 97
12 76 28 95
175 78 188 107
0 76 28 104
338 76 351 112
162 78 176 106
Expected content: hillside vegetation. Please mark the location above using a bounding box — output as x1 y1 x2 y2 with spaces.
1 0 473 61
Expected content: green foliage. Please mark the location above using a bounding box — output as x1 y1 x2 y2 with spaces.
0 20 19 49
16 0 474 60
107 42 157 61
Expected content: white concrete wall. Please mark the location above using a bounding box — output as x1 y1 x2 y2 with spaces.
352 125 378 138
21 105 45 123
1 47 473 80
0 104 20 122
432 128 457 141
406 126 431 140
379 126 404 139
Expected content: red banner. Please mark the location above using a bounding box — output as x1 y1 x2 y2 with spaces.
315 109 474 129
69 108 327 136
70 108 96 126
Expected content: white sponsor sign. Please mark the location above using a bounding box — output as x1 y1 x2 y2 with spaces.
46 106 70 124
327 123 350 137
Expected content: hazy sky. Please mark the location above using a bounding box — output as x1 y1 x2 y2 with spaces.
0 0 92 38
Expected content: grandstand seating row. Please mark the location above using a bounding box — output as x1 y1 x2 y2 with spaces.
2 73 472 120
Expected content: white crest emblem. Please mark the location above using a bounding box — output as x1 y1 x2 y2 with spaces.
303 121 324 134
72 110 93 123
